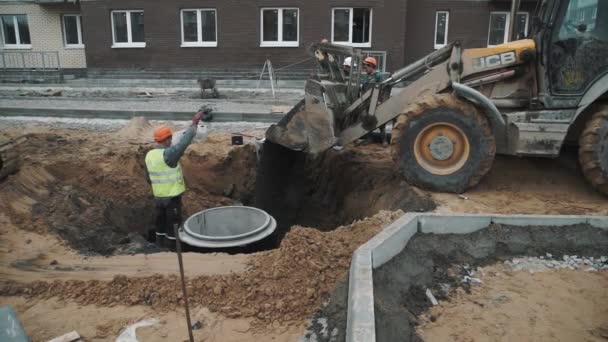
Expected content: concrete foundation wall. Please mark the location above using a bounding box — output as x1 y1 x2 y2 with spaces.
0 2 86 68
346 213 608 342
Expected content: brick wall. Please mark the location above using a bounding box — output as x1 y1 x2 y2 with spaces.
81 0 406 72
0 2 86 68
404 0 538 64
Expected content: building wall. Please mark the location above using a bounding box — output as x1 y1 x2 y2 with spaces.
404 0 538 64
80 0 406 71
0 2 86 68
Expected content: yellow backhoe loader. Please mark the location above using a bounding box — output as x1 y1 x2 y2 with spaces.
265 0 608 194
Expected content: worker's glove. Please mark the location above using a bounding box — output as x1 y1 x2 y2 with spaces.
198 105 213 114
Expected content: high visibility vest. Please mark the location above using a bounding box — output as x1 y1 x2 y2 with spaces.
145 149 186 198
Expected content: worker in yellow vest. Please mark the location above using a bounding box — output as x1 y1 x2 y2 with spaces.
145 107 211 249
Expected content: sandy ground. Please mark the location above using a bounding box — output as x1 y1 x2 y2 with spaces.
1 296 304 342
1 117 608 341
433 152 608 216
0 213 248 283
417 264 608 342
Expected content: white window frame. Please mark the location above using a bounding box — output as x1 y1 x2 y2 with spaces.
331 7 373 48
592 7 597 19
260 8 299 47
62 14 84 48
180 9 218 48
434 11 449 50
487 11 529 47
111 10 145 48
0 14 32 49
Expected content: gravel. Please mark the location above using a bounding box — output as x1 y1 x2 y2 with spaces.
505 254 608 273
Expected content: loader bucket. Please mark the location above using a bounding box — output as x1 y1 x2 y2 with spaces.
265 98 338 154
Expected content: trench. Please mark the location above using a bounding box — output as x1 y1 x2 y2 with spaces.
298 223 608 342
4 135 434 256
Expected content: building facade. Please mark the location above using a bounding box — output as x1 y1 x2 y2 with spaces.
0 0 541 78
0 0 86 70
405 0 539 64
79 0 407 72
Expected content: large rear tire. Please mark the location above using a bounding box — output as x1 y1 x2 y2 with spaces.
391 94 496 193
579 106 608 196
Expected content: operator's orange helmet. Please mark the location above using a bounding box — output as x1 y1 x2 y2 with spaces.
153 126 173 143
363 57 378 68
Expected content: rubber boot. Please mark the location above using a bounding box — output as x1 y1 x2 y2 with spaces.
147 229 157 243
155 235 165 248
164 237 177 252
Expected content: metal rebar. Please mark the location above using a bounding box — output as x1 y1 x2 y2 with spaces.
173 214 194 342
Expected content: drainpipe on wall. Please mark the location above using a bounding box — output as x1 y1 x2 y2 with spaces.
508 0 522 42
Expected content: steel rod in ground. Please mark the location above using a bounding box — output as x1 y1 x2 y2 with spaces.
173 220 194 342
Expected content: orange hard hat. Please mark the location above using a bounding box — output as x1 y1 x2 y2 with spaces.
363 57 377 67
153 126 172 142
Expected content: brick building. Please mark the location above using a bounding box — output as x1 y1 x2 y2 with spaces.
0 0 85 70
0 0 540 79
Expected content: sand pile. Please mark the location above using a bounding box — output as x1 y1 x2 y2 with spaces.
116 117 156 143
0 210 403 324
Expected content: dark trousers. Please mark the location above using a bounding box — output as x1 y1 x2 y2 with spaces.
153 196 182 241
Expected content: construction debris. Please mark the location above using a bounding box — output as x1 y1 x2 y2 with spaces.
505 254 608 272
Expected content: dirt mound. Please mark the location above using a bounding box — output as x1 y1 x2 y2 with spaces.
0 211 403 324
116 117 160 143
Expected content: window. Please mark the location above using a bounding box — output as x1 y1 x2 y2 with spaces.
181 9 217 47
62 14 83 48
260 8 299 47
0 15 31 48
487 12 529 46
332 8 372 47
434 11 449 49
111 10 145 48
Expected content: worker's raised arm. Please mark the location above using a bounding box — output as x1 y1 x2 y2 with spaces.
163 109 209 167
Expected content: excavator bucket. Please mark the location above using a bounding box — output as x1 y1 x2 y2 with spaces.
265 98 338 154
265 43 363 154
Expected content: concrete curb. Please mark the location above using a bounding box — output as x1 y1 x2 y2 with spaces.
346 213 608 342
0 108 285 123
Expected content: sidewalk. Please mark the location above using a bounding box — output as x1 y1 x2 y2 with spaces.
0 80 302 122
0 98 291 122
0 78 306 93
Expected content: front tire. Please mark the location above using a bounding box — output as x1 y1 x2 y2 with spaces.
391 94 496 193
579 105 608 196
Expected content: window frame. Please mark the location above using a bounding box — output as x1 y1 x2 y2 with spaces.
434 11 449 49
487 11 529 47
331 7 373 48
110 10 145 48
62 14 84 48
260 7 300 48
180 8 218 48
0 14 32 49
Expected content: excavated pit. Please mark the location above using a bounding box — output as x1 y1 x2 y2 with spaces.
255 141 435 233
0 133 434 256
